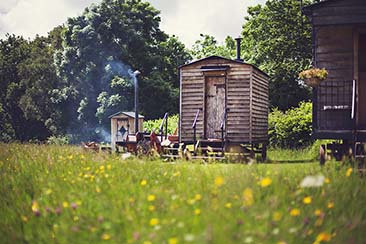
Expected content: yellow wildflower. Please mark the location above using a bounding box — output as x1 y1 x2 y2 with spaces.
325 178 330 184
303 196 312 204
242 188 254 207
89 226 97 233
101 233 110 240
194 209 201 215
62 201 69 208
107 164 111 170
169 237 178 244
314 232 331 243
290 208 300 216
314 209 322 217
346 168 353 177
45 189 52 195
100 165 105 171
187 199 195 205
148 205 155 211
194 194 202 201
315 218 323 227
173 171 181 177
272 211 282 222
140 179 147 186
214 176 224 187
149 218 159 226
147 194 156 202
143 242 152 244
96 186 101 193
31 201 39 212
225 202 232 208
260 177 272 187
327 201 334 209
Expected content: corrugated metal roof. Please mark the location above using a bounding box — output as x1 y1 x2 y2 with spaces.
303 0 341 12
108 111 144 119
179 55 269 78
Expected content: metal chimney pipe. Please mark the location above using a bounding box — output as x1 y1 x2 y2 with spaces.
235 37 243 62
133 70 141 134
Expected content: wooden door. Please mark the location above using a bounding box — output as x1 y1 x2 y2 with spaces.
359 34 366 128
205 76 226 139
117 119 129 141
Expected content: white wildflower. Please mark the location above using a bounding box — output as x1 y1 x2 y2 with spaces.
300 174 325 188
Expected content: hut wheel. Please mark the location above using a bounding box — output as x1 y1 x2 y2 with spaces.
320 145 326 166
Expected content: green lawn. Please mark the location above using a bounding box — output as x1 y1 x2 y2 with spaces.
0 144 365 244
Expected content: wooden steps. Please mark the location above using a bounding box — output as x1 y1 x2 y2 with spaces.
161 139 226 161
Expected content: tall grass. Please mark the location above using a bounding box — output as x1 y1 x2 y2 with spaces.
0 144 365 243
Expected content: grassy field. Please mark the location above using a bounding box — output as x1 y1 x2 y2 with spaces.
1 144 365 244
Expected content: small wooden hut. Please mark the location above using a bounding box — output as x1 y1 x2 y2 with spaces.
304 0 366 162
109 112 144 151
178 55 269 158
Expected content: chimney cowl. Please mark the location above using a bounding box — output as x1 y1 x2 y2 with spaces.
235 37 243 62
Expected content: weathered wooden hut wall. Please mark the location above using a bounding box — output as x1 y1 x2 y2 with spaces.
314 26 354 130
251 68 269 142
310 0 366 26
179 57 268 144
314 26 353 81
180 62 205 142
225 62 252 143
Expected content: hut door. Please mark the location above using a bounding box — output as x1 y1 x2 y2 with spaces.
117 119 129 141
205 76 226 139
358 34 366 129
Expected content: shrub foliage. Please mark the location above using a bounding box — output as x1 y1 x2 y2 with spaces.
269 102 313 148
144 114 179 135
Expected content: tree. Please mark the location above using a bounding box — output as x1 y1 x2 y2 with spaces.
190 34 236 60
54 0 190 140
241 0 315 110
0 33 64 142
17 36 63 138
0 35 30 141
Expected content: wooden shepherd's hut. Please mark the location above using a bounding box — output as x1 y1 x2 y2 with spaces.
178 50 269 159
304 0 366 162
109 111 144 151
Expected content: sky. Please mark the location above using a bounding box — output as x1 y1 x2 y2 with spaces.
0 0 265 48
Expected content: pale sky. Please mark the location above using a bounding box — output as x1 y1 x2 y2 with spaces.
0 0 265 48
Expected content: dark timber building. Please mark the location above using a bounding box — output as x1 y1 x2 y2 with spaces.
304 0 366 161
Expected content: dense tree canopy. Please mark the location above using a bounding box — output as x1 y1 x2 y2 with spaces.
0 0 191 142
0 0 317 143
54 0 190 141
0 34 62 142
190 34 236 60
241 0 314 110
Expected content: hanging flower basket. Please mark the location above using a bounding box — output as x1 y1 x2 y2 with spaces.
303 77 322 87
299 68 328 87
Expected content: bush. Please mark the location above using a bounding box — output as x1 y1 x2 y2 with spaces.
46 135 70 145
269 101 313 149
144 114 179 135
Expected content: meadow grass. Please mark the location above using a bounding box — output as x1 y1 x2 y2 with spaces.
0 143 365 244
